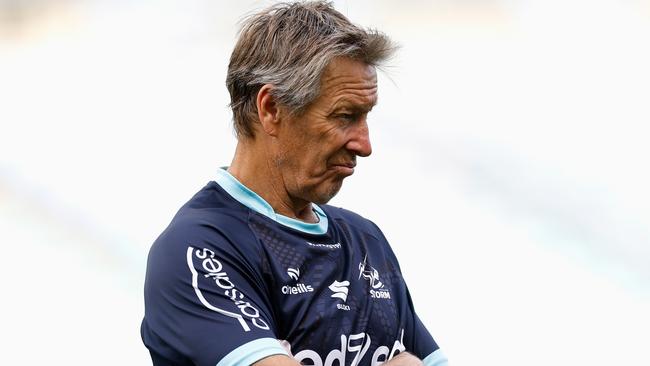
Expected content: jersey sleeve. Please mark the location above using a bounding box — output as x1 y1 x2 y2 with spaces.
141 217 288 366
366 219 449 366
398 283 448 366
412 308 449 366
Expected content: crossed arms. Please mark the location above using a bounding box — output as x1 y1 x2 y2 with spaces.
254 352 424 366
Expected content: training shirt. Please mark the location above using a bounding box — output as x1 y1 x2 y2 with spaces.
141 168 448 366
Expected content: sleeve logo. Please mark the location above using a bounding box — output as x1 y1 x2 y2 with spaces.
186 246 270 332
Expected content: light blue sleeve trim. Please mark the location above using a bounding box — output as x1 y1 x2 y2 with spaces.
423 349 449 366
216 337 289 366
215 168 328 235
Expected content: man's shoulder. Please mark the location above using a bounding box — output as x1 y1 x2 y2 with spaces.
172 180 250 223
320 204 366 221
176 180 245 213
151 182 255 253
320 204 384 237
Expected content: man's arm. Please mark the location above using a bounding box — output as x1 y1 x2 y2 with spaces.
254 354 301 366
253 352 424 366
142 222 287 366
383 352 424 366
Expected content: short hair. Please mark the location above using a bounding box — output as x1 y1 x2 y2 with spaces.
226 1 396 138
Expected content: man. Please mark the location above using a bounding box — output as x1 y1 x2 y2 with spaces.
141 2 448 365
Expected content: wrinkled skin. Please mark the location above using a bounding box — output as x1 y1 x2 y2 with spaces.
230 57 378 222
274 57 377 205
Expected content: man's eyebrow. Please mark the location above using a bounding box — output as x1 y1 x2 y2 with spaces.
331 99 378 113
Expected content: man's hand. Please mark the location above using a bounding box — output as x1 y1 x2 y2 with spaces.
382 352 424 366
253 354 301 366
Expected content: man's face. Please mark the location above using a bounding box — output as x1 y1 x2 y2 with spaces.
275 57 378 205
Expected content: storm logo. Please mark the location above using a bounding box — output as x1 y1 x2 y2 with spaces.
358 255 391 299
358 255 383 289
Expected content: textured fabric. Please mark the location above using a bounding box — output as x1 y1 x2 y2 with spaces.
141 172 444 366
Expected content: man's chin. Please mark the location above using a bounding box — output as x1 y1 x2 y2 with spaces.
311 181 344 205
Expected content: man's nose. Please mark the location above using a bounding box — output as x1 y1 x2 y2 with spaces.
346 120 372 157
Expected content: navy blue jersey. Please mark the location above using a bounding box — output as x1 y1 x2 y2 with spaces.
142 168 448 366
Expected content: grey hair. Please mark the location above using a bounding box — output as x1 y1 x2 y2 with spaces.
226 1 396 138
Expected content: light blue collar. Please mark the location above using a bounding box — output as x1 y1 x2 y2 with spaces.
215 168 328 235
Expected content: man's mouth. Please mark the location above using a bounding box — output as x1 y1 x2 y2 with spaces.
330 161 356 176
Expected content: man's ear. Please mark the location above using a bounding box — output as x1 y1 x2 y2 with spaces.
256 84 281 137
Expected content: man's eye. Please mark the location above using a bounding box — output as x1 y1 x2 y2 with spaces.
339 113 356 122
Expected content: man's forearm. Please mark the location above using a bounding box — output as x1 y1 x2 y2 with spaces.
382 352 424 366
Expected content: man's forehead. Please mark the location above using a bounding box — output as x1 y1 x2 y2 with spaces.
330 93 378 113
319 57 378 109
321 57 378 84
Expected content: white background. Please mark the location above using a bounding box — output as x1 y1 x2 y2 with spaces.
1 0 649 364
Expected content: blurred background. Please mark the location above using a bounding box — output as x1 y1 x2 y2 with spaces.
1 0 649 364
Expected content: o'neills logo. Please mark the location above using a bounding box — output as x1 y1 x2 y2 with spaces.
282 267 314 295
282 283 314 295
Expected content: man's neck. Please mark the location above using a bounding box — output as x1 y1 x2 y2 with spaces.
228 141 318 223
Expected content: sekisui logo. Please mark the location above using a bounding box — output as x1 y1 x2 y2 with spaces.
187 246 269 332
329 280 351 311
282 267 314 295
358 255 391 300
